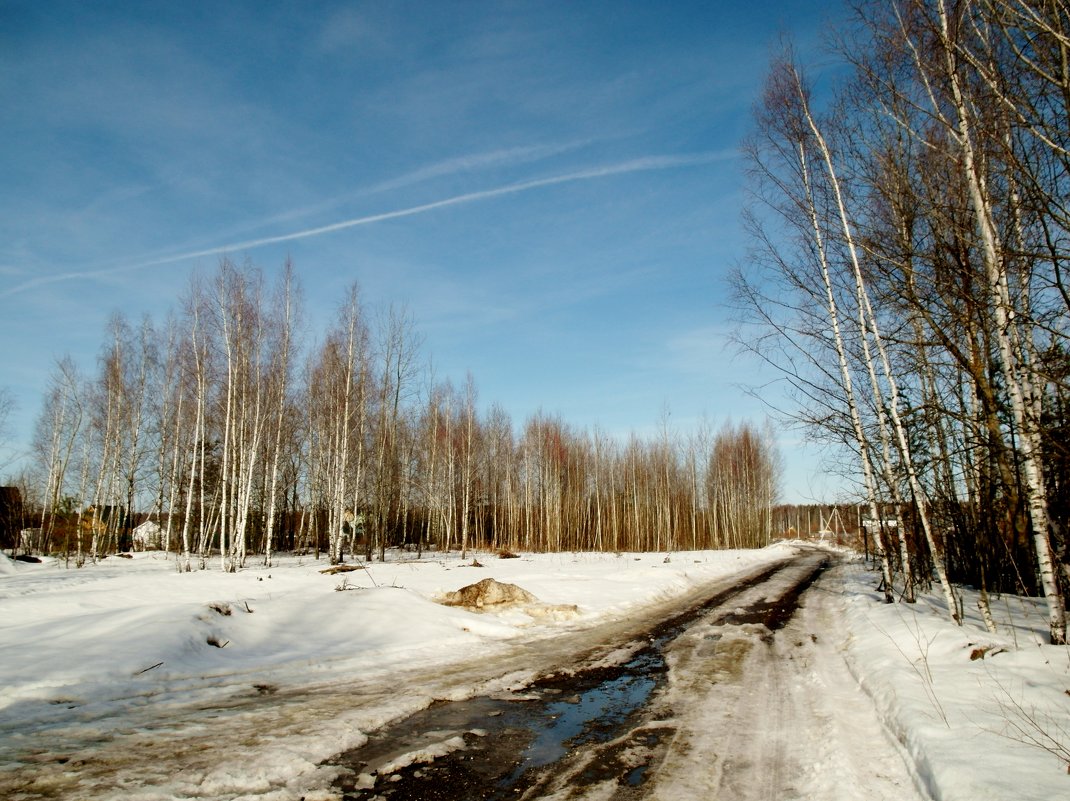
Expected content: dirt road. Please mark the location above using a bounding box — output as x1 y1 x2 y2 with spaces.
550 554 928 801
328 550 927 801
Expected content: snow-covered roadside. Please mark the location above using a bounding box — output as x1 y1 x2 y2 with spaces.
838 555 1070 800
1 544 1067 800
0 547 785 719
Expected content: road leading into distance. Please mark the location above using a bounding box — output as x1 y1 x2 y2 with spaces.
328 550 928 801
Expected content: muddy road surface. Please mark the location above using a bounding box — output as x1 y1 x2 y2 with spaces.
325 549 921 801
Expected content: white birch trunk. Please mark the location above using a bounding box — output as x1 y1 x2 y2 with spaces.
933 0 1065 642
798 86 958 619
793 125 895 602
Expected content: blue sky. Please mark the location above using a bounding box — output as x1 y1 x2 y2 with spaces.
0 0 849 503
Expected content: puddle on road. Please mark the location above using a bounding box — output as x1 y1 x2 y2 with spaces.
515 645 662 780
328 555 828 800
329 639 668 801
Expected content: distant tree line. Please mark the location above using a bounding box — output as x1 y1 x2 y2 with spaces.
739 0 1070 642
9 259 782 568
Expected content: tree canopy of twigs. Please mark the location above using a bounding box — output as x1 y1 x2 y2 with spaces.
737 0 1070 643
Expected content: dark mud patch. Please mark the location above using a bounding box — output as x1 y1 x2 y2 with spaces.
576 725 673 788
715 556 828 632
329 646 666 800
327 553 829 800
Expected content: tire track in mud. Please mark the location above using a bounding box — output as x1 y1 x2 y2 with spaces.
591 555 926 801
524 552 832 801
325 551 831 801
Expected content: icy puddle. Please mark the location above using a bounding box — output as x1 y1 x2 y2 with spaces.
328 553 828 800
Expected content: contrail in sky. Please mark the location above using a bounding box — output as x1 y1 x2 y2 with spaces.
2 151 732 300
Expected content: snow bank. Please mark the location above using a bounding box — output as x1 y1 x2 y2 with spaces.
838 557 1070 800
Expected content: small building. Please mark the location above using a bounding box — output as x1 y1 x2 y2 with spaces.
132 520 163 551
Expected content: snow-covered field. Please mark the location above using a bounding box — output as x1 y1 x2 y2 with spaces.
1 544 1067 800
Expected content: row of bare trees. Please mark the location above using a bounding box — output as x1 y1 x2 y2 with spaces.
739 0 1070 642
20 259 781 567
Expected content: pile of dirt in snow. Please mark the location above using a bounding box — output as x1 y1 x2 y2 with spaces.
438 577 579 619
440 577 538 608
